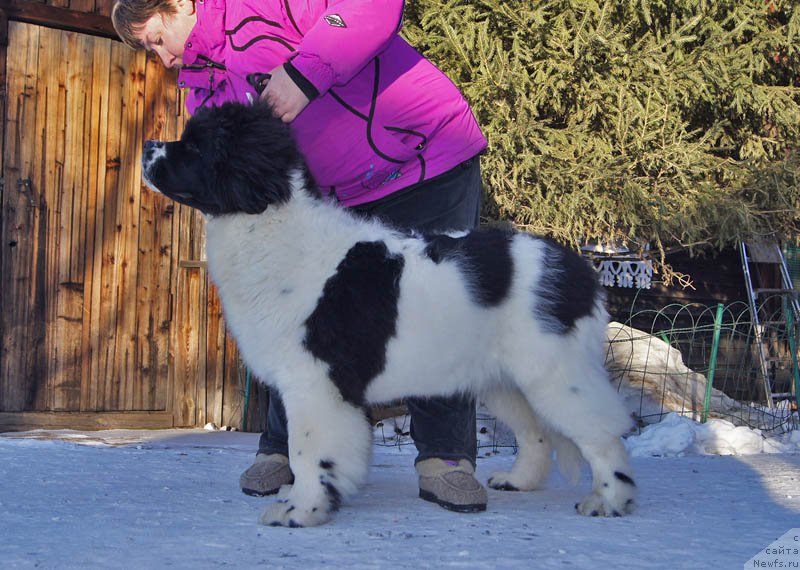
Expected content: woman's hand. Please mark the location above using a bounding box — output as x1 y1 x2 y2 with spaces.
260 65 310 123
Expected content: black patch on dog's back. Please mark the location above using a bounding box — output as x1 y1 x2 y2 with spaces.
534 239 599 334
303 241 404 406
423 228 514 307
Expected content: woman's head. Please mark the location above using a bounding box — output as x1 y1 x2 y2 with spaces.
112 0 197 68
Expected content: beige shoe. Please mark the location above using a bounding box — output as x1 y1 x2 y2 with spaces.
240 453 294 497
416 458 487 513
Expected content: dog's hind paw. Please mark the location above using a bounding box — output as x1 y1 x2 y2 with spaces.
259 499 332 528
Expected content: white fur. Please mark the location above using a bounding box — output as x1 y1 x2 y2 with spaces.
200 173 636 527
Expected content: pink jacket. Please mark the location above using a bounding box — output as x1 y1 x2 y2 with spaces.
177 0 487 207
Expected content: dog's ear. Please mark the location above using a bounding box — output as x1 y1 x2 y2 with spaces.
190 102 303 214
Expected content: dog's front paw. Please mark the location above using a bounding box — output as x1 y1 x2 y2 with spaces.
575 491 636 518
487 471 522 491
259 498 332 528
575 469 637 517
487 471 542 492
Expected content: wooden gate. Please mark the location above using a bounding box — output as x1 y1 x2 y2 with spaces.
0 21 248 430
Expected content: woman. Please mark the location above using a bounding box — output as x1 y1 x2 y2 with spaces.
113 0 489 513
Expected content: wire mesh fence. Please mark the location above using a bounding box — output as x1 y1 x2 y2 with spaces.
608 298 799 435
373 297 800 451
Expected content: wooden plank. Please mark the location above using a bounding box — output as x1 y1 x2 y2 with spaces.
0 0 118 39
51 28 89 411
163 80 187 422
173 265 201 426
0 411 175 431
156 70 185 414
94 0 112 18
93 41 150 412
83 28 111 411
67 0 97 17
244 380 268 433
134 57 178 412
25 21 50 411
67 30 98 411
221 329 243 428
113 44 145 411
38 25 68 411
195 214 207 425
96 38 126 410
171 145 205 426
0 8 8 47
196 265 208 426
0 22 23 409
1 22 43 411
214 280 244 428
68 31 95 405
205 283 226 426
49 0 70 13
69 0 97 14
0 14 7 408
30 24 53 409
93 40 146 412
0 10 7 165
745 241 783 265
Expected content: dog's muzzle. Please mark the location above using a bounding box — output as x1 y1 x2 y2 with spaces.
141 140 166 192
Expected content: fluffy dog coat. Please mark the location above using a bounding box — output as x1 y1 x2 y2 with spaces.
141 102 636 527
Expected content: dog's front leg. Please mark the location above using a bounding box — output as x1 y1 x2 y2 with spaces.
259 380 371 528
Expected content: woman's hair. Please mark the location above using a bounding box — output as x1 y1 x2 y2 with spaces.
112 0 177 49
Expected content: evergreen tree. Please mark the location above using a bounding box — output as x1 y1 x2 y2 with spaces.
403 0 800 276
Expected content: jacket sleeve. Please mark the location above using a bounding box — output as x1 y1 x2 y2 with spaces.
284 0 405 98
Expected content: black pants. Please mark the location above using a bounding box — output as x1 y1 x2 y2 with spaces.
259 156 482 466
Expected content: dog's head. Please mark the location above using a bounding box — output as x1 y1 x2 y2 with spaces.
141 102 304 216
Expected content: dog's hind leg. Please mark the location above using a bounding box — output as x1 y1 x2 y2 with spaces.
259 376 371 528
482 387 553 492
512 360 637 517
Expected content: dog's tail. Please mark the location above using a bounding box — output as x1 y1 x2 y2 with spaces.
550 432 583 486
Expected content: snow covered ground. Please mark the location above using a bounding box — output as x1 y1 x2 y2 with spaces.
1 415 799 570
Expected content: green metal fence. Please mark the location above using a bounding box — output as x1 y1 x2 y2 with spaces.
608 299 799 434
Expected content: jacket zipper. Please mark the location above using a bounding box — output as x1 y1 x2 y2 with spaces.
180 55 227 108
182 54 227 72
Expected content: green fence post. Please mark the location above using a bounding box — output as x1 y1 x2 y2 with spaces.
702 303 725 424
783 299 800 418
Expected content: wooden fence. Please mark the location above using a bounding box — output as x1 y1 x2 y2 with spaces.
0 13 256 431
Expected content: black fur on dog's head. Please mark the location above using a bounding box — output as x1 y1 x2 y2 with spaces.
141 102 308 216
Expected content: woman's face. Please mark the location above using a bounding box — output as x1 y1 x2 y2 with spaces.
134 0 196 68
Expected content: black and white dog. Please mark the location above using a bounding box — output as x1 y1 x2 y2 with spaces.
141 102 636 527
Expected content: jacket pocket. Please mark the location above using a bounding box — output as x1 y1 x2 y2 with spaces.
370 125 427 164
349 126 425 191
